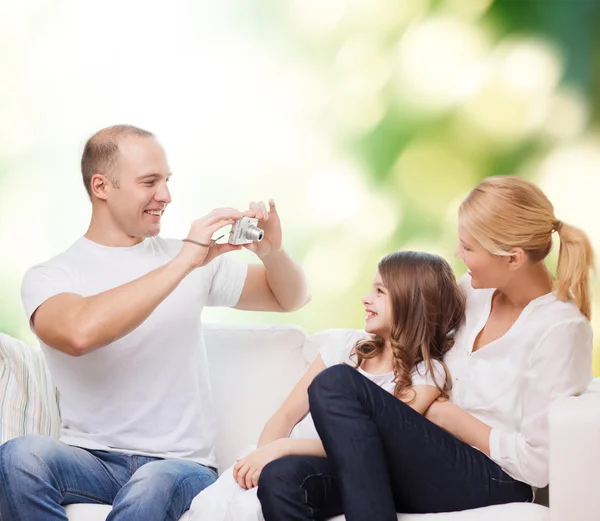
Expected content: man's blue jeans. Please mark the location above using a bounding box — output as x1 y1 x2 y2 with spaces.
0 434 217 521
258 365 533 521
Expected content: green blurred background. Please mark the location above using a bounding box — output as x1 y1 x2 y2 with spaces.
1 0 599 375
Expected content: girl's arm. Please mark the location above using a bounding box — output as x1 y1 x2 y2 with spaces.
256 354 326 447
270 437 326 458
247 382 441 476
233 355 327 489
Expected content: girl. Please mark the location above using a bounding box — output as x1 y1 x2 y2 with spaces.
258 176 594 520
188 250 465 521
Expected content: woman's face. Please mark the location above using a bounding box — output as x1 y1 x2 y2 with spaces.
362 270 393 338
455 224 510 289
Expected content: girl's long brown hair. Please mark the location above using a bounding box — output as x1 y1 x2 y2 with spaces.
354 251 465 402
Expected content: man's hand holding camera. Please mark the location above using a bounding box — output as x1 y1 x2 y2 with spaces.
240 199 282 259
179 199 283 270
180 208 245 269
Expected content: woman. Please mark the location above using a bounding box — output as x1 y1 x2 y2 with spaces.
188 250 465 521
257 176 594 520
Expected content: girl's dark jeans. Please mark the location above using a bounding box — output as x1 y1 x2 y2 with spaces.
258 364 533 521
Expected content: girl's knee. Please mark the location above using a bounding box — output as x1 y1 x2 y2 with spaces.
258 456 310 491
308 364 359 403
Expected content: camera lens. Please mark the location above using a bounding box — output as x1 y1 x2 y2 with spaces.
245 225 264 242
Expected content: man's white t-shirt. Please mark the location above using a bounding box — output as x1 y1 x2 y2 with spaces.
21 236 247 468
291 329 446 439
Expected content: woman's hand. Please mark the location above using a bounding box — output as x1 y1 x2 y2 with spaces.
424 397 451 428
233 439 287 489
425 398 492 456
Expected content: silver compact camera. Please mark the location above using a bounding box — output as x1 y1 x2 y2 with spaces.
228 217 264 245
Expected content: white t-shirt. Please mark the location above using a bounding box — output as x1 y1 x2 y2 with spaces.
21 236 248 468
291 329 446 439
445 274 593 488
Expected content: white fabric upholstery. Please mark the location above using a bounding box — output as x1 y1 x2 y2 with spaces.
5 324 599 520
64 504 192 521
204 323 308 470
548 378 600 521
329 503 549 521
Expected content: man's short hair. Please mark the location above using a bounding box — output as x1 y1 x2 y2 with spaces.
81 124 154 198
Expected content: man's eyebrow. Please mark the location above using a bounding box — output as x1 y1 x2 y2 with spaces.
137 173 172 180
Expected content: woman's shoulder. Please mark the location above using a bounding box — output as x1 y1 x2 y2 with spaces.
527 299 593 368
530 295 592 335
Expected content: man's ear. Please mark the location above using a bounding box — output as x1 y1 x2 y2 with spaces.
90 174 109 201
507 247 526 271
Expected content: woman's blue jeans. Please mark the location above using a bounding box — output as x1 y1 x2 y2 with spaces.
0 434 217 521
258 364 533 521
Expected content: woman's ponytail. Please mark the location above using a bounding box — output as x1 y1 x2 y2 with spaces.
555 220 595 319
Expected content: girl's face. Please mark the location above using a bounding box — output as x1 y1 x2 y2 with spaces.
455 224 510 289
362 270 392 338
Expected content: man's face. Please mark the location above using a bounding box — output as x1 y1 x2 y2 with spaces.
105 136 172 239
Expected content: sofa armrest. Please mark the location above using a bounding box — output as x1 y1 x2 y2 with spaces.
549 378 600 521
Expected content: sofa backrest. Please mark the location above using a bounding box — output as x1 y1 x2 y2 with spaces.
204 323 309 470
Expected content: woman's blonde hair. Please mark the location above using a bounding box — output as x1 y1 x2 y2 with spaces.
353 251 465 402
459 176 595 319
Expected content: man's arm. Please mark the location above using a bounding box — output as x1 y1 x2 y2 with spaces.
233 200 310 312
32 208 243 356
234 252 310 312
33 254 194 356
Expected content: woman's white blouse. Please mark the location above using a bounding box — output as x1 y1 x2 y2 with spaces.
444 274 593 488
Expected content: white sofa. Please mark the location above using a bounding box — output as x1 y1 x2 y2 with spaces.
3 324 598 521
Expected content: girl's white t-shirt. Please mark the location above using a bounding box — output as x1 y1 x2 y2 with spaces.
291 329 446 439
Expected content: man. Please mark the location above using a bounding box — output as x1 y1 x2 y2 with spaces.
0 125 310 521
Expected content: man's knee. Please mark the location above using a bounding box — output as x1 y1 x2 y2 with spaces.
126 460 216 504
0 435 61 478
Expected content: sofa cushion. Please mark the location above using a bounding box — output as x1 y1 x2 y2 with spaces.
63 500 547 521
0 333 60 443
65 504 190 521
330 502 548 520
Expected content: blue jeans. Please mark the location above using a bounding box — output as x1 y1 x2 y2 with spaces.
258 365 533 521
0 434 218 521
